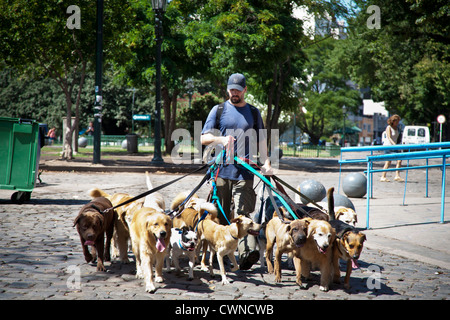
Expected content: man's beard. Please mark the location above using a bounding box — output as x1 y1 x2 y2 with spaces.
230 95 241 104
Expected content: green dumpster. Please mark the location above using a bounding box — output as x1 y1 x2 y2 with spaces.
0 117 40 203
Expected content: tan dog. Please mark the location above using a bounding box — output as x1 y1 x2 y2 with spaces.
197 215 262 285
335 207 358 226
293 219 336 291
330 220 366 289
73 197 115 271
130 207 172 293
89 188 144 263
264 211 311 283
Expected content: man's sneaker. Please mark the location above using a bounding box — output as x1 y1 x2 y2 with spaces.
239 250 260 271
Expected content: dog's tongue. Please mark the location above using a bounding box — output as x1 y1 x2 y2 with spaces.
84 240 95 246
351 259 359 269
156 238 166 252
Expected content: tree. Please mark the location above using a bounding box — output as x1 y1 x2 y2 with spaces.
113 0 197 155
0 0 131 158
336 0 450 127
299 37 361 145
182 0 348 144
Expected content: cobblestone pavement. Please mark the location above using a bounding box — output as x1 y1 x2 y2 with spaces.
0 167 448 300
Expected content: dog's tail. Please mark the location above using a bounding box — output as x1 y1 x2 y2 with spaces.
327 187 335 220
198 202 218 220
145 171 153 190
170 191 190 211
88 188 110 199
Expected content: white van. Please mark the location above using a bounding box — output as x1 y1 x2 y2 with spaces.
401 126 430 145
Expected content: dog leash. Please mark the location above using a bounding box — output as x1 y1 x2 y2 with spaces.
233 156 299 220
102 163 210 214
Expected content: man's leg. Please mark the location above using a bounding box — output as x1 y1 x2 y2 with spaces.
233 180 259 270
215 177 233 225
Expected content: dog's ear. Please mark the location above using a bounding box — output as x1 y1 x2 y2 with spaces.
306 223 314 238
360 232 367 242
73 214 82 227
230 216 243 224
286 224 291 233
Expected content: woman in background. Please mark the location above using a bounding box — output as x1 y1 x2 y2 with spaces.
380 114 404 182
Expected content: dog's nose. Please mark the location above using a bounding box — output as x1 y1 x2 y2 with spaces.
86 234 95 241
296 235 306 245
322 244 329 249
352 254 360 260
159 231 167 238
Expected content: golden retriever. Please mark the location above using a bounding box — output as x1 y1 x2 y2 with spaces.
130 207 172 293
293 219 336 291
73 197 115 271
197 215 261 285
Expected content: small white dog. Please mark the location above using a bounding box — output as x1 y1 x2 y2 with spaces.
167 226 198 280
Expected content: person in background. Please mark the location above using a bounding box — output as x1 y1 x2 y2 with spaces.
380 114 404 182
86 122 94 136
47 127 56 145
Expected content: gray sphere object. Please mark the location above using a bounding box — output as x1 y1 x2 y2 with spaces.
342 172 367 198
322 193 355 211
78 137 88 148
298 179 326 204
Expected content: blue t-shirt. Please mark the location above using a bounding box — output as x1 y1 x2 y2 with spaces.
202 101 265 181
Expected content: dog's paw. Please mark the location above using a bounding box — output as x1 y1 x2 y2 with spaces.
319 285 329 292
155 276 164 283
96 263 106 272
200 264 209 272
145 283 156 293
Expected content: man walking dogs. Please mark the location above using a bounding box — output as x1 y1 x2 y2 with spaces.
201 73 272 270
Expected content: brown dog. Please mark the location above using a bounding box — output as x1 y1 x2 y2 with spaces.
293 219 336 291
73 197 115 271
130 207 172 293
197 215 262 285
265 211 311 283
89 188 144 263
330 219 366 289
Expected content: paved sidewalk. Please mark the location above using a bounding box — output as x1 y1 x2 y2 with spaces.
0 154 448 300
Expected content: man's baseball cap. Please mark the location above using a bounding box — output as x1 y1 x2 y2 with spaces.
227 73 246 91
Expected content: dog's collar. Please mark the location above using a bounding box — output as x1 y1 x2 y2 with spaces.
90 204 104 215
178 239 188 251
229 230 238 240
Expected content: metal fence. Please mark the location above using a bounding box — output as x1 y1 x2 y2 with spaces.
279 144 341 158
76 135 341 158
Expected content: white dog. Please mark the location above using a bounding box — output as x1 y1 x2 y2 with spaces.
167 226 198 280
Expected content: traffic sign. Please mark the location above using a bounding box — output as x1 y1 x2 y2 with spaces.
133 114 151 121
437 114 446 124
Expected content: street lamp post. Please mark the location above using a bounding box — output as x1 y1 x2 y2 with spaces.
342 105 347 147
93 0 104 164
151 0 167 163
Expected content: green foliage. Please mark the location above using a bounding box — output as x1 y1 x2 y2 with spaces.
337 0 450 125
299 37 361 144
